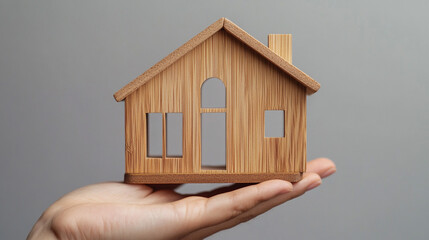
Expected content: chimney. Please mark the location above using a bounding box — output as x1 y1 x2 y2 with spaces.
268 34 292 64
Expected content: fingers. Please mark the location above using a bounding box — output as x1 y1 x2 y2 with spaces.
141 159 335 239
182 173 321 240
134 184 184 204
232 173 321 222
191 183 254 198
190 158 335 199
206 180 293 223
147 184 183 191
307 158 336 178
140 189 184 204
173 180 293 235
181 158 335 238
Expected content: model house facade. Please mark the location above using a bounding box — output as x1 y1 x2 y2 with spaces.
114 18 320 183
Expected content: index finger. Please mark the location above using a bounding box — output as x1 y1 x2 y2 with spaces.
306 158 336 178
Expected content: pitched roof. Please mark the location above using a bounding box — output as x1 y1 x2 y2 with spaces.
114 18 320 102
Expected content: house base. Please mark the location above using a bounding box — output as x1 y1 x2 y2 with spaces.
124 172 303 184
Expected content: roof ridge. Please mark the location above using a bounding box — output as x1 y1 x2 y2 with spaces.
114 18 319 102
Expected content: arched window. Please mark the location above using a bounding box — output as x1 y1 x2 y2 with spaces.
200 78 226 170
201 78 225 108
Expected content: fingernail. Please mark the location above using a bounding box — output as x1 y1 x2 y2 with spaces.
306 179 321 191
320 167 336 178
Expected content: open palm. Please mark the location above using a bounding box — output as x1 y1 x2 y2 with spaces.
28 158 335 240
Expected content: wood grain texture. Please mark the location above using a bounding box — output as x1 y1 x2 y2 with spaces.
124 29 307 177
268 34 306 173
125 172 303 183
114 18 319 101
268 34 292 63
223 19 319 94
114 18 225 102
200 108 226 113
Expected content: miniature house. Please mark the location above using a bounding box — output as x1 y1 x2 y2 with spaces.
114 18 320 183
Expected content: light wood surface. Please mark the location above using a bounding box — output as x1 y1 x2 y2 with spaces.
125 172 303 184
124 29 307 177
114 18 319 101
268 34 306 173
268 34 292 63
223 19 318 94
200 108 226 113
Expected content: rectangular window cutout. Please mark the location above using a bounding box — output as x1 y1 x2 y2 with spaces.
146 113 163 157
265 110 285 138
166 113 183 157
201 113 226 169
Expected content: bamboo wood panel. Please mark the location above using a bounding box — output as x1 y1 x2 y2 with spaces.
267 35 306 173
268 34 292 64
200 108 226 113
125 172 302 184
125 29 307 174
114 18 319 101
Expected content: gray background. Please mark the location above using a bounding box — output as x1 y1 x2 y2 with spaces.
1 0 428 239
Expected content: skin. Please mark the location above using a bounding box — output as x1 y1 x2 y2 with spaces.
27 158 336 240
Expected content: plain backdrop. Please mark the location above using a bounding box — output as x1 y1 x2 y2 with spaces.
1 0 428 239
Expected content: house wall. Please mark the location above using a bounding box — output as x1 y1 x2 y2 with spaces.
124 29 307 174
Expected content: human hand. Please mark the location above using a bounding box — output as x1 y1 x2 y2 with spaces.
27 158 335 240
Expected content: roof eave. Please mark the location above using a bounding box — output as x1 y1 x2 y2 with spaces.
113 18 225 102
114 17 320 102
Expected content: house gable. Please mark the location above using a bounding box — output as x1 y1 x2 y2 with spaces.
124 29 307 174
114 18 320 102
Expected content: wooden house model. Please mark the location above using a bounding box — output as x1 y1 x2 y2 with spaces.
114 18 320 183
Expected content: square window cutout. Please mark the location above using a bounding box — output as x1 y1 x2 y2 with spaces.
265 110 285 138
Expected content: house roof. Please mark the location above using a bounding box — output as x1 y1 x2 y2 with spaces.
114 18 320 102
